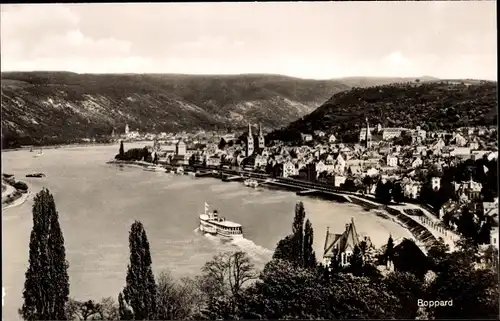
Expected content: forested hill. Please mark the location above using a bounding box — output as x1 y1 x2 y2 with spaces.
1 72 354 147
267 81 497 143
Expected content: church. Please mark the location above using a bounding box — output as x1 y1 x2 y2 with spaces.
245 123 265 157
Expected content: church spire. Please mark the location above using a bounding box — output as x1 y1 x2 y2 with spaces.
259 123 263 136
248 123 252 136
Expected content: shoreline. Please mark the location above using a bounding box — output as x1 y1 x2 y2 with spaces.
2 190 31 210
1 142 117 153
2 176 31 210
2 140 155 153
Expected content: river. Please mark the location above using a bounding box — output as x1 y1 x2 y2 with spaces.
1 143 414 320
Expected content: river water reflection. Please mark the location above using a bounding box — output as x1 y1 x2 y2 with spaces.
1 143 413 320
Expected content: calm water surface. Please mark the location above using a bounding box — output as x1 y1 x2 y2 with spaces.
1 143 413 320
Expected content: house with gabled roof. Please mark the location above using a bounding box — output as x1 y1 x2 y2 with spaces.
323 218 361 268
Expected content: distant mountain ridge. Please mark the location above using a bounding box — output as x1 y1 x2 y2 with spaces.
268 80 497 143
1 72 351 147
1 71 445 148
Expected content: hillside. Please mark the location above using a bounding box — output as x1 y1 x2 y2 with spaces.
0 72 355 148
333 76 439 88
267 81 497 143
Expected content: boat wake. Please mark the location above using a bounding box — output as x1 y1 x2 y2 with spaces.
229 237 273 262
194 228 273 262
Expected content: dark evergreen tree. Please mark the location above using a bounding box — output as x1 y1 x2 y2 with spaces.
121 221 157 320
119 141 125 157
348 245 364 276
218 138 227 150
292 202 306 267
19 188 69 320
303 219 317 268
384 235 394 265
273 202 317 269
118 292 134 320
457 207 478 241
392 182 405 203
375 181 391 204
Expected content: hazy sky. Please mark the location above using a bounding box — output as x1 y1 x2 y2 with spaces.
1 2 496 80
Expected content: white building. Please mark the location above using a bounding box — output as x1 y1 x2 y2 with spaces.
386 155 398 167
301 133 313 142
431 177 441 191
282 161 297 178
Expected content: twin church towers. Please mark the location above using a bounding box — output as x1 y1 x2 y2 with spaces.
245 123 265 157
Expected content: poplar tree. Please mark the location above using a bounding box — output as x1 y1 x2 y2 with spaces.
303 219 317 268
273 202 316 269
121 221 157 320
19 188 69 320
292 202 306 266
385 235 394 266
119 141 125 157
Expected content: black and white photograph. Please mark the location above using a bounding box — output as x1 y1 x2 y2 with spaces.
1 1 498 320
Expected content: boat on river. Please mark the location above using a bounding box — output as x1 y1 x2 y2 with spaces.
143 165 165 172
33 150 43 158
244 179 259 188
199 203 243 239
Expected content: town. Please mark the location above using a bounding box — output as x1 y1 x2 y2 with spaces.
114 120 499 267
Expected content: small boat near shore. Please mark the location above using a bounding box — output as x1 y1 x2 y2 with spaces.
143 165 165 172
199 202 243 239
33 150 43 158
26 173 46 178
244 179 259 188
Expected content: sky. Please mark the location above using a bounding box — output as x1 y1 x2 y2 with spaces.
0 2 497 80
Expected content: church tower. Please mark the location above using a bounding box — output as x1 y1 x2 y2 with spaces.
246 123 254 157
175 139 186 156
365 118 372 149
125 124 130 135
258 123 265 149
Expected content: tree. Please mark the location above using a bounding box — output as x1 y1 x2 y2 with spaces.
375 181 391 204
384 235 394 266
272 235 295 262
426 239 499 319
392 182 405 203
120 221 157 320
20 188 70 320
142 147 151 162
239 259 398 319
218 138 227 150
273 202 316 269
303 219 317 268
65 298 118 320
292 202 306 266
238 259 329 319
119 141 125 157
457 207 479 241
197 251 257 318
118 293 133 320
156 271 201 320
384 271 424 319
347 245 364 276
362 175 372 193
